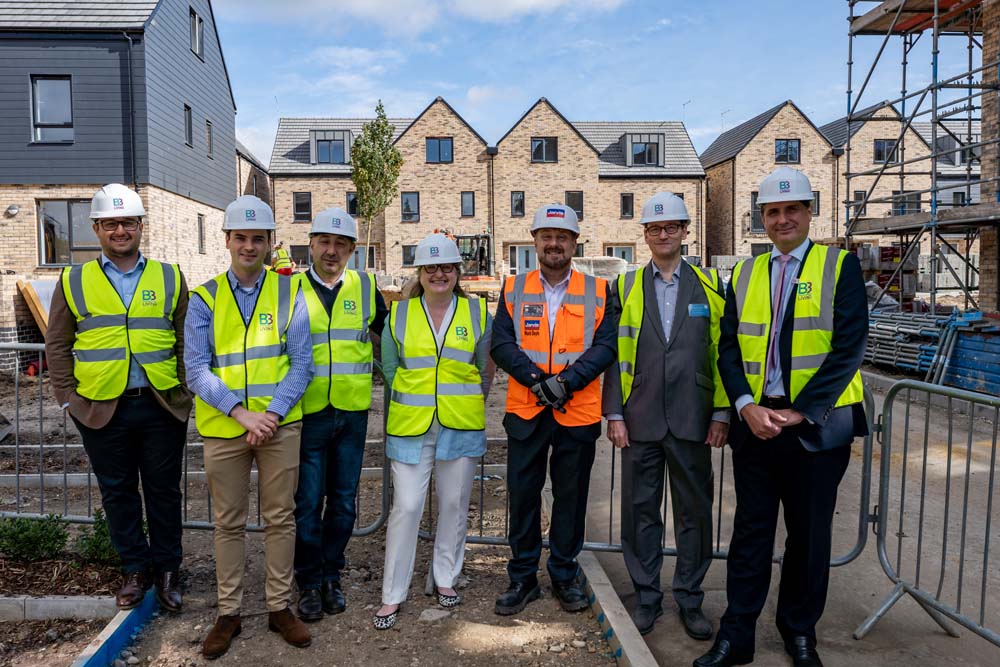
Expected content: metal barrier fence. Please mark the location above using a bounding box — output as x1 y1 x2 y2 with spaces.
854 380 1000 648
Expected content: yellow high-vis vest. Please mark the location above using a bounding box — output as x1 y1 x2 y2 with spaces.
62 259 181 400
273 247 293 272
386 296 487 437
731 244 863 406
298 270 376 414
192 270 303 438
616 263 728 408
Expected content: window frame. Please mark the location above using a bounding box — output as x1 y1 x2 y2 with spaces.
37 199 99 266
750 191 764 233
605 245 634 263
402 244 417 267
197 214 206 254
511 191 525 217
531 137 558 163
631 142 657 166
317 138 346 164
811 191 820 216
425 137 454 164
774 138 801 164
346 191 359 216
853 190 867 217
189 7 204 59
30 75 74 144
184 104 193 147
461 191 475 217
620 193 634 218
205 119 213 158
401 191 420 222
565 190 584 220
293 192 312 222
874 139 899 164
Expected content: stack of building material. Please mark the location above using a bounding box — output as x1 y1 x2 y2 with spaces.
936 313 1000 395
865 312 954 373
856 244 918 308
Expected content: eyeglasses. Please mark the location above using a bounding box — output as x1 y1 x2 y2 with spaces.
422 264 456 274
98 220 140 232
644 224 685 237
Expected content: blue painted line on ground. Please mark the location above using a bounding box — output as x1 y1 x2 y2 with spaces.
76 592 157 667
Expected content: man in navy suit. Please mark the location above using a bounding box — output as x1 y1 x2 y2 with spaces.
694 167 868 667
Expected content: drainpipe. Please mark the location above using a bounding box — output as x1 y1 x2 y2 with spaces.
121 32 137 190
487 146 498 276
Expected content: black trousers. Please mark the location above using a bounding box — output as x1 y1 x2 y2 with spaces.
73 392 186 574
718 430 851 654
505 410 598 584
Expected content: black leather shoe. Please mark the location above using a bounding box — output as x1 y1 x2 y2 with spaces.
296 589 324 622
784 636 823 667
154 571 183 613
692 639 753 667
552 578 589 612
322 580 346 615
631 603 663 636
679 606 714 641
494 579 541 616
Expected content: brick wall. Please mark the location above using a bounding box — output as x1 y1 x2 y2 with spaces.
138 184 227 287
237 153 273 208
981 0 999 311
705 161 734 257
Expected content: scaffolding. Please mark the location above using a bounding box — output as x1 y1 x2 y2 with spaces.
845 0 997 313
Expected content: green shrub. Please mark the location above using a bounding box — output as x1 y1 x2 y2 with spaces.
0 515 69 561
74 509 121 565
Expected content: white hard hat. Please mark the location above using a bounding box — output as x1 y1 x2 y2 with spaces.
310 207 357 240
223 195 275 231
757 167 814 205
530 203 580 235
89 183 145 220
413 233 462 266
639 192 689 224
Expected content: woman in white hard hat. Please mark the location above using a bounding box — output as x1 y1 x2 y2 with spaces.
373 233 495 630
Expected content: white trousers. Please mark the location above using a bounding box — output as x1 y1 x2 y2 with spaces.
381 437 477 605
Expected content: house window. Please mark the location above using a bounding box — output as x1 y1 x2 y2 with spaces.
38 200 99 265
811 191 820 216
621 193 634 218
401 192 420 222
681 244 689 255
184 105 193 146
853 190 867 216
349 245 376 270
892 191 920 216
706 180 711 201
750 191 764 232
565 191 583 220
290 245 310 268
317 139 346 164
575 243 585 257
751 243 771 256
346 192 359 216
775 139 800 163
252 174 258 196
461 191 475 217
874 139 898 164
953 191 967 207
293 192 312 222
197 214 206 254
30 76 73 142
632 142 657 165
189 7 204 58
511 191 525 217
606 245 634 263
205 120 213 158
426 137 453 163
531 137 558 163
402 244 417 267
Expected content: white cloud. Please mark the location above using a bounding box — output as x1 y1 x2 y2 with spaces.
307 46 404 73
450 0 625 22
466 84 523 107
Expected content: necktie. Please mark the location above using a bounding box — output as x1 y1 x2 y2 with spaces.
765 254 792 388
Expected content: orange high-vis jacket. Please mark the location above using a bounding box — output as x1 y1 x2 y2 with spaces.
503 270 607 427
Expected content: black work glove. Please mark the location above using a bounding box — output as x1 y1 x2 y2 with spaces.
531 375 571 412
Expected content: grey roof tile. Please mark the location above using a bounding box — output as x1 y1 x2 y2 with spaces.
699 101 789 169
0 1 159 30
572 121 704 177
818 100 894 148
269 117 413 175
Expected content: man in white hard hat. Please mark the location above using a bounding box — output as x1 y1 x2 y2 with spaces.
45 183 191 613
293 208 388 621
602 192 729 638
185 195 313 659
695 167 867 667
491 203 616 616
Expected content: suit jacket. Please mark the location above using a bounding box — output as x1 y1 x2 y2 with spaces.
45 267 194 430
602 261 725 443
717 241 869 452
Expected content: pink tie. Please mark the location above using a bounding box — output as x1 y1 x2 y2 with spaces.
765 254 792 388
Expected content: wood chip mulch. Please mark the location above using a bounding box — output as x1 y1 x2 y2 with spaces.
0 558 119 596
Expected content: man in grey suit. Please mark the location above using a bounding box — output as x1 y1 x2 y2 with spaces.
603 192 730 638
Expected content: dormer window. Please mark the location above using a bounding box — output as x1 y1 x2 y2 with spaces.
310 130 351 165
623 134 663 167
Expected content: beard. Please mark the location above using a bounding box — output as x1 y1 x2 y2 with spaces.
539 250 572 272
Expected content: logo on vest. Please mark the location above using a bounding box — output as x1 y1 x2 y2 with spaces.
141 289 157 306
343 299 357 313
524 319 541 336
454 325 469 341
795 281 813 299
522 304 544 317
258 312 274 331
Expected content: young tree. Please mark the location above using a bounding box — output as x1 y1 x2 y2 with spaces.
352 100 404 271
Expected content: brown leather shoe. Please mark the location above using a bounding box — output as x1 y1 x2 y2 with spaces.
268 607 311 648
202 615 242 660
154 571 183 613
115 571 151 609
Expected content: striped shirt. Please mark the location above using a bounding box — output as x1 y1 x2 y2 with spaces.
100 252 148 390
184 268 312 420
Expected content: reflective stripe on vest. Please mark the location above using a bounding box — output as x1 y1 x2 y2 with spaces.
616 264 727 407
386 296 487 436
62 259 180 400
503 270 607 426
732 244 863 406
192 270 303 438
299 270 376 414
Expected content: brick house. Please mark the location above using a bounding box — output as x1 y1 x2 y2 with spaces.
700 100 836 259
0 0 237 362
236 139 272 208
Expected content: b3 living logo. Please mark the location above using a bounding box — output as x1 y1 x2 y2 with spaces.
258 312 274 331
141 289 157 307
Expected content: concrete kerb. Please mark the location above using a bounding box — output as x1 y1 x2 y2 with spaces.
70 590 158 667
540 485 658 667
0 595 117 621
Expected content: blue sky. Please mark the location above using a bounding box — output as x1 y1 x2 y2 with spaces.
211 0 979 165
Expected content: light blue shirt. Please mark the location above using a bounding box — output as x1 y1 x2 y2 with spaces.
734 238 810 416
382 296 494 464
184 268 313 420
100 253 148 390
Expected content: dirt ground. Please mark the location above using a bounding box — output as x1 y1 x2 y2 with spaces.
0 619 105 667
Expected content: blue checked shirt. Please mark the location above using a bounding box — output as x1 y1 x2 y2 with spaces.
184 268 312 420
100 253 148 390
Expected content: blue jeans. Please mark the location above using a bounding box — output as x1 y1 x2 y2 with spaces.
293 406 368 589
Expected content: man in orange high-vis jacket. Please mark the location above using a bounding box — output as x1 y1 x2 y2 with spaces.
491 203 617 617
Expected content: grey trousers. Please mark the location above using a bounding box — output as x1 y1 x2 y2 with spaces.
620 430 714 609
